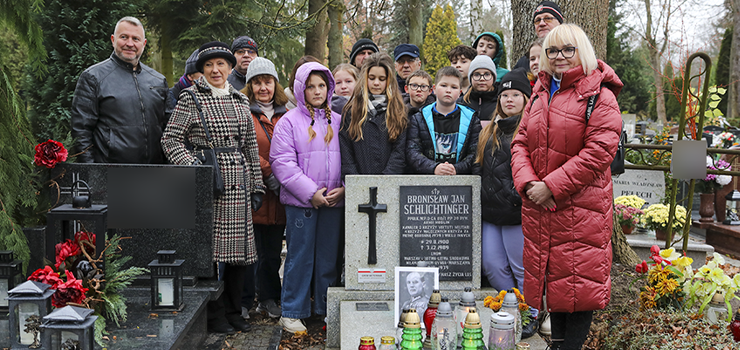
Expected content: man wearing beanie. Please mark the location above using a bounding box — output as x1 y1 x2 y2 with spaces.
350 38 379 68
228 35 259 90
513 1 565 71
71 16 172 164
169 49 202 108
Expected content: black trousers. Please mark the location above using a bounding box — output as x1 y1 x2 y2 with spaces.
549 310 593 350
208 263 247 325
250 224 285 302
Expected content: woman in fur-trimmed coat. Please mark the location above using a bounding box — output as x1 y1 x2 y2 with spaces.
161 41 264 334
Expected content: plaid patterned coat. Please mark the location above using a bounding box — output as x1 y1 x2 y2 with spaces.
161 77 265 265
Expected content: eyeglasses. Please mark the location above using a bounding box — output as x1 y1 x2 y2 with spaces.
472 72 493 81
533 16 557 25
545 46 578 59
407 83 430 91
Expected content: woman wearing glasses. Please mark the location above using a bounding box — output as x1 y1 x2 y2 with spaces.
511 24 622 350
459 55 499 122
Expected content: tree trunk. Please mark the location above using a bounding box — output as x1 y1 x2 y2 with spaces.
731 0 740 122
160 28 173 88
612 212 641 266
408 0 423 49
652 52 669 123
510 0 609 60
327 0 344 69
470 0 483 43
305 0 328 60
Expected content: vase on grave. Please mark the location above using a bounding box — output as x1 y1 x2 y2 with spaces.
620 225 634 235
655 228 667 241
700 193 715 223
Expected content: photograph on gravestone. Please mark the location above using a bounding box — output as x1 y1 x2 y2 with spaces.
394 266 439 329
399 186 473 281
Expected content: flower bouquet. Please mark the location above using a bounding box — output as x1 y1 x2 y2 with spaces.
27 232 147 345
615 204 643 234
697 158 732 194
484 288 533 327
633 245 689 310
614 195 646 209
642 204 687 238
711 132 739 149
685 253 740 322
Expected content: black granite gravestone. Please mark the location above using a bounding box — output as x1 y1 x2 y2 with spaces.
47 163 214 278
399 185 473 281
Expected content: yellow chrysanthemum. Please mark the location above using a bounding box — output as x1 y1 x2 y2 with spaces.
648 267 670 284
518 303 529 312
655 278 679 295
490 301 502 311
498 290 507 298
484 296 493 307
640 287 657 310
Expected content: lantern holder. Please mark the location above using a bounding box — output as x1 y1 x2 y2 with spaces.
45 203 109 271
724 190 740 225
0 250 22 313
8 281 55 350
149 250 185 311
40 305 98 350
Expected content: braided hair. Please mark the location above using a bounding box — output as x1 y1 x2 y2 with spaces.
305 71 334 145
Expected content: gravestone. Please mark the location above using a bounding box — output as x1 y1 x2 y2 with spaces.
45 163 215 278
328 175 485 350
612 168 666 206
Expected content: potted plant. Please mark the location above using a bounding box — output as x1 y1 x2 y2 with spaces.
615 204 643 234
685 252 740 323
633 245 690 310
642 203 687 240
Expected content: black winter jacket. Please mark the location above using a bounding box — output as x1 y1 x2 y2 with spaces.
339 106 406 179
71 53 172 163
458 88 498 121
406 103 481 174
403 93 436 119
473 115 522 225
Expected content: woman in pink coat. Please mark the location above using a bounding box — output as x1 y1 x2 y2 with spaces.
511 24 622 350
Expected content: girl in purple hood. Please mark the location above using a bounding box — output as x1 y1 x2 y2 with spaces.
269 62 344 334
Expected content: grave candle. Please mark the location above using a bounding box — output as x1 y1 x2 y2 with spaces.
18 303 39 345
158 278 175 306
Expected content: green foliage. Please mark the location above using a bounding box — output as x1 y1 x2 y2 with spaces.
606 0 651 115
0 22 29 89
22 0 142 142
0 0 47 78
663 62 683 122
494 30 507 69
422 5 462 78
715 27 731 116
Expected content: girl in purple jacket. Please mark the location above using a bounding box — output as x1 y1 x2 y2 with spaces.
269 62 344 334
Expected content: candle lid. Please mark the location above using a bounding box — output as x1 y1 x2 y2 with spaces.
459 287 475 307
437 298 453 316
360 336 375 345
502 291 518 308
491 311 515 330
428 289 441 307
404 309 421 328
464 308 481 329
380 336 395 344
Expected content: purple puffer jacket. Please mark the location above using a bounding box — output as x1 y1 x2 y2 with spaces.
269 62 344 208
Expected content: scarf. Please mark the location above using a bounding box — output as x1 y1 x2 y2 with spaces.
178 75 193 89
256 100 275 119
207 80 231 97
368 94 387 117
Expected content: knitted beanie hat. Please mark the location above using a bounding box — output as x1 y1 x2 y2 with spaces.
184 49 199 76
533 1 564 24
245 57 279 84
467 55 497 83
196 41 236 73
349 38 379 66
231 36 259 54
498 69 532 98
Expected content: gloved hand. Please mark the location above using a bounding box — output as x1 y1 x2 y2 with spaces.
265 174 281 191
251 193 263 212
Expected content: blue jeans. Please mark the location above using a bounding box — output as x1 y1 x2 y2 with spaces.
281 205 342 319
481 222 524 291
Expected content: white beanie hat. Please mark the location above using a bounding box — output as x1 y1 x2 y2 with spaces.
467 55 497 83
245 57 279 84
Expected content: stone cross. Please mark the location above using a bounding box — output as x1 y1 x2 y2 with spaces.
358 187 386 265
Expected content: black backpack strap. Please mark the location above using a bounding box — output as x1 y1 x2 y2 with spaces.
185 90 214 148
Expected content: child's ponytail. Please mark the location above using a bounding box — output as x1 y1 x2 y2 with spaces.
324 105 334 144
307 104 317 142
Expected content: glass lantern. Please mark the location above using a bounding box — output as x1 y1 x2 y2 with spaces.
431 297 457 350
489 311 515 350
501 291 521 343
0 251 22 312
40 305 97 350
723 190 740 225
149 250 185 311
8 281 55 349
705 291 730 324
456 287 476 342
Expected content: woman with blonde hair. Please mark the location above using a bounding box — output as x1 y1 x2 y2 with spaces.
511 24 622 350
339 52 407 177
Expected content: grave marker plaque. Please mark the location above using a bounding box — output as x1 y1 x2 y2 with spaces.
399 186 473 281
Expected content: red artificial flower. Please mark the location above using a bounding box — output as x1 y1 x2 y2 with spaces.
635 260 649 274
55 239 81 269
27 266 62 289
34 139 68 169
74 231 96 255
650 245 661 257
51 272 88 308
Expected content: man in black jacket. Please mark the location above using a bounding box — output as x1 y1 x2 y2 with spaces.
513 1 564 71
71 16 172 164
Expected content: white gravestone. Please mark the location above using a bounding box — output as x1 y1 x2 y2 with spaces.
612 169 666 206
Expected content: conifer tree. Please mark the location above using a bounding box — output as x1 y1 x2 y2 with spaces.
495 29 507 69
716 27 732 116
422 5 462 78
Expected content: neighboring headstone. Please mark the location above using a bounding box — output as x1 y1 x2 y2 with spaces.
50 163 214 278
612 169 666 206
622 113 636 139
